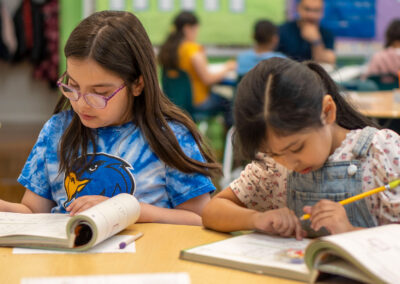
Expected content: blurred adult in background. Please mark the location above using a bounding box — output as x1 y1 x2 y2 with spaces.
237 19 286 78
158 11 236 126
365 19 400 77
277 0 335 64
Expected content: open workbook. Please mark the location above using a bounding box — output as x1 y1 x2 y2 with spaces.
0 193 140 251
180 224 400 283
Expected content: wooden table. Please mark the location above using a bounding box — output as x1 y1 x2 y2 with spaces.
347 90 400 119
0 223 300 284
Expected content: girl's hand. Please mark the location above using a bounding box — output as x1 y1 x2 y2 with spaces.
66 195 109 216
303 200 354 234
224 60 237 72
252 207 304 240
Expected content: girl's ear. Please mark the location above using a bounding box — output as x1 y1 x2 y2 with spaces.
321 94 336 125
132 76 144 97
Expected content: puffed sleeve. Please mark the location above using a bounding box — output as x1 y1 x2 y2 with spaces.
369 129 400 224
230 153 288 211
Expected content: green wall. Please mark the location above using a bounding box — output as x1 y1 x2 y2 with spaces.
59 0 286 72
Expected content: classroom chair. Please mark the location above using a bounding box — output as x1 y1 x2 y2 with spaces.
161 68 215 121
161 68 226 160
219 126 243 189
161 69 194 115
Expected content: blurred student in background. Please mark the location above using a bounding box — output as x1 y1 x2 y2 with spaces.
277 0 335 64
365 19 400 77
237 19 286 78
158 11 236 126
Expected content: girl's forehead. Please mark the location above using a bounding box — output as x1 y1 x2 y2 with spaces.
264 128 312 151
66 57 122 85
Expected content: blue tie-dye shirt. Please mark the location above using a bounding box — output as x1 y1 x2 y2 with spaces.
18 111 215 213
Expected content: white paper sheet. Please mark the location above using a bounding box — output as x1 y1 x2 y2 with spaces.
13 235 136 254
21 272 191 284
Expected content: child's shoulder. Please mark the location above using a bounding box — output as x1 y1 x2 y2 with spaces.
167 120 191 137
180 41 203 53
41 110 73 132
371 128 399 146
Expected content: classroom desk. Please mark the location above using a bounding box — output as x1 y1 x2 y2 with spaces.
347 90 400 119
0 223 300 284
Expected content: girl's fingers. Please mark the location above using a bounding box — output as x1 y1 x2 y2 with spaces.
294 217 303 240
74 203 92 215
69 200 87 216
310 211 336 231
302 206 312 214
276 211 290 234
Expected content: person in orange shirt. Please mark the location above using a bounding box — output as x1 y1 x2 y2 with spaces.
158 11 236 126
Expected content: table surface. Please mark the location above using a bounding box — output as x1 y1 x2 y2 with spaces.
347 90 400 119
0 223 302 284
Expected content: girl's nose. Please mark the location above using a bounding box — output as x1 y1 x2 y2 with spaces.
76 95 91 108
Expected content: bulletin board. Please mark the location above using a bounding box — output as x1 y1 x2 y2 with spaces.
59 0 286 72
95 0 286 45
320 0 375 38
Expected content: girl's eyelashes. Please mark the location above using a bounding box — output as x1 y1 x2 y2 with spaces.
291 143 304 153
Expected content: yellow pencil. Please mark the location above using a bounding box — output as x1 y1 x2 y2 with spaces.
300 179 400 221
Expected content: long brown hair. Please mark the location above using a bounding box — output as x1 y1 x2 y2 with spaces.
158 11 198 69
234 57 378 161
54 10 220 176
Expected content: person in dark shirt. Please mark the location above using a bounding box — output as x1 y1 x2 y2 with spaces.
277 0 335 64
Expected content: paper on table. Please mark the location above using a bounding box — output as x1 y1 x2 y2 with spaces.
21 273 191 284
208 63 237 81
13 235 136 254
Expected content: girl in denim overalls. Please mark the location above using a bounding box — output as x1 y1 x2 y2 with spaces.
203 58 400 239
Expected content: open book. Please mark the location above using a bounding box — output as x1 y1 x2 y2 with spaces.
0 193 140 251
180 224 400 283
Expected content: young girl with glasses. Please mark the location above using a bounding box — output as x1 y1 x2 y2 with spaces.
0 11 220 225
202 58 400 238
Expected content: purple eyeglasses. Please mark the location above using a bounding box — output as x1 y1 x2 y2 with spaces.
56 73 126 109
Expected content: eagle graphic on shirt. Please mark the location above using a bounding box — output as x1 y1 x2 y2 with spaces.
63 153 136 206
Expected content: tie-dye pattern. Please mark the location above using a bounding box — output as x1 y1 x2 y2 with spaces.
18 111 215 213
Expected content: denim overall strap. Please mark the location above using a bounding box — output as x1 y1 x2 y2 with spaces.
287 127 378 237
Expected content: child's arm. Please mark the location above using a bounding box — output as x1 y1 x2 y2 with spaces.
0 189 55 213
138 193 210 225
203 187 304 240
67 193 210 225
191 51 236 85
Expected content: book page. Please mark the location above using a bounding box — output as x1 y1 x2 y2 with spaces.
186 233 310 274
320 224 400 283
0 213 69 239
73 193 140 246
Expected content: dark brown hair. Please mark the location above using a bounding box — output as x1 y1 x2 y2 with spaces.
54 10 220 176
254 19 277 45
234 57 378 160
158 11 199 69
385 19 400 47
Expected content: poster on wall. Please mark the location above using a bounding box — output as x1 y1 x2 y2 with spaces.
321 0 376 38
133 0 149 11
181 0 196 11
229 0 245 13
110 0 125 10
159 0 174 11
204 0 219 12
